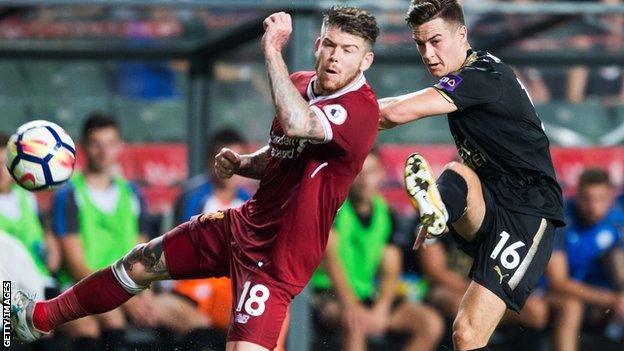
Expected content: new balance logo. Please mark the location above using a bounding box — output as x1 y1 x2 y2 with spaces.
494 265 509 284
235 313 250 324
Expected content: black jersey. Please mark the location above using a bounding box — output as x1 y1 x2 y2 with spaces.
433 49 564 226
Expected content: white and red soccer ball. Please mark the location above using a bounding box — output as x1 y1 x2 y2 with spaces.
5 120 76 191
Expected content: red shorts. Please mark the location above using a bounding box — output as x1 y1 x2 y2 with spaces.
162 211 293 350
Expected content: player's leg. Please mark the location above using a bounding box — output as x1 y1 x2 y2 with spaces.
226 263 293 351
21 236 169 335
548 293 583 351
454 211 555 350
388 300 444 351
501 293 549 330
428 285 465 318
13 215 228 342
404 154 485 241
452 281 507 350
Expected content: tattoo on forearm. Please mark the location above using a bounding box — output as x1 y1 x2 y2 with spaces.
237 146 270 180
266 55 324 140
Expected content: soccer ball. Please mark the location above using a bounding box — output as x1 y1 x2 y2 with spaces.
5 120 76 191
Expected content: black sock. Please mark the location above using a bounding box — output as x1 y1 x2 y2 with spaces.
102 329 127 351
437 169 468 223
465 347 490 351
183 328 226 351
74 337 104 351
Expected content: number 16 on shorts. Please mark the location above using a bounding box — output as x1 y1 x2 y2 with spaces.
236 281 270 318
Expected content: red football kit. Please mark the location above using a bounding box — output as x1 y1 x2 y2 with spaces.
163 71 379 349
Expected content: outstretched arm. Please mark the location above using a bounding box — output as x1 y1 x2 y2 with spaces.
215 145 270 181
262 12 326 141
379 87 457 130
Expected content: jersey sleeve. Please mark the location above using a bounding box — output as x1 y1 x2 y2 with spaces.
433 64 503 111
53 185 79 237
310 93 378 153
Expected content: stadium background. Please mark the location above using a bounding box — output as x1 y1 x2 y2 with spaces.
1 0 623 350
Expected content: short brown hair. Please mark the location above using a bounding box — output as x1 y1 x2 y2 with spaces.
578 167 612 189
82 112 120 142
405 0 465 28
0 132 9 149
322 6 379 48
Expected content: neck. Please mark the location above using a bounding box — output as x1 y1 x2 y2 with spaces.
84 169 113 190
212 187 236 205
350 195 372 216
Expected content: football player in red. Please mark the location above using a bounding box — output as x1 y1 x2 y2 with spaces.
11 6 380 351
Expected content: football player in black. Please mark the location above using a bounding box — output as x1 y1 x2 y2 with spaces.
379 1 564 350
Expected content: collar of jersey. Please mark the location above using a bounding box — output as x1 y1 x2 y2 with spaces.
306 72 366 103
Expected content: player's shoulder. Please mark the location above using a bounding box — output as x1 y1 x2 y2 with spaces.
290 71 315 84
457 49 509 78
332 75 379 112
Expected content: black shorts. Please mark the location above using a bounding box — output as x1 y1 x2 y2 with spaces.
451 185 555 312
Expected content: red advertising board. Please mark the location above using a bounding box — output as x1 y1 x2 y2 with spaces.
36 144 624 216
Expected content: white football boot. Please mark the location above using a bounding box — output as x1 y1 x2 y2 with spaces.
404 153 449 237
10 290 44 343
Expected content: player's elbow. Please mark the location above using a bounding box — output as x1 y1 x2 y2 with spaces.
282 126 301 139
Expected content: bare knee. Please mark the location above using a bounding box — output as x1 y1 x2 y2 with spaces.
116 237 168 288
453 314 478 350
444 162 476 181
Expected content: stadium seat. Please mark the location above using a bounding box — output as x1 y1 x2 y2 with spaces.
535 102 611 142
62 63 110 96
114 98 187 142
0 98 29 133
0 62 28 98
378 114 454 144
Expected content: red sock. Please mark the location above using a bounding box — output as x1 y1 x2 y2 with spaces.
32 267 133 332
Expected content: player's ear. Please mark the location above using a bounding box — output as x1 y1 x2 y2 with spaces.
457 25 467 44
359 51 374 72
314 37 321 51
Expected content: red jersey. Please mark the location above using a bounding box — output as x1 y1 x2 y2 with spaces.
231 71 379 290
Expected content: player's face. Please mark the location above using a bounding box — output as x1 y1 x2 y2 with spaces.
0 147 11 192
84 127 122 174
411 17 468 78
350 153 383 201
577 183 613 225
314 26 374 95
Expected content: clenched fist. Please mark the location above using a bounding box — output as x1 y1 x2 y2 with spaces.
261 12 292 55
214 147 241 179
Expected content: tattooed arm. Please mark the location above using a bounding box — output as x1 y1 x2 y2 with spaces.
261 12 326 142
237 146 271 180
215 145 270 181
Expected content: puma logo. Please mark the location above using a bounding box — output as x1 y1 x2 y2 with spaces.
494 265 510 284
199 211 225 223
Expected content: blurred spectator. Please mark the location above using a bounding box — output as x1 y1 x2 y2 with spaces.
546 168 624 350
310 151 444 351
566 0 624 103
52 113 159 350
173 127 250 225
0 229 46 300
0 132 60 290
